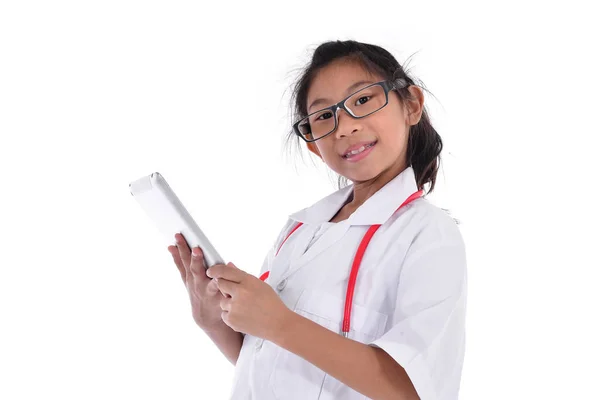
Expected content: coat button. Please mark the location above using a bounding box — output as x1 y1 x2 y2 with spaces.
276 279 287 292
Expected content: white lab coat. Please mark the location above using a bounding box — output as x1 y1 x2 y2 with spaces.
228 166 467 400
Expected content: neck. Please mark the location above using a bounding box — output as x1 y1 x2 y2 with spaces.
346 160 408 211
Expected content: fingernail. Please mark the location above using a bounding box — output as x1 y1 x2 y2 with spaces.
192 248 200 257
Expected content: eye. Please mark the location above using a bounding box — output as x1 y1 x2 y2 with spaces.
355 96 371 106
315 111 333 121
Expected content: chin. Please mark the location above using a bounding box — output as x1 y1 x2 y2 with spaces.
325 157 384 184
340 168 382 184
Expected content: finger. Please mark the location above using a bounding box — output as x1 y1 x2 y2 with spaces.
207 276 228 297
175 233 192 275
206 262 245 283
206 277 221 296
168 245 186 283
221 311 230 327
214 278 237 298
219 296 232 312
190 247 209 283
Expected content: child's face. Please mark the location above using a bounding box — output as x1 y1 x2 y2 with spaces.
305 60 423 184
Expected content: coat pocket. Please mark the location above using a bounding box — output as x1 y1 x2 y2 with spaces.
269 289 388 400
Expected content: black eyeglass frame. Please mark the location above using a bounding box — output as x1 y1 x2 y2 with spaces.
293 79 408 143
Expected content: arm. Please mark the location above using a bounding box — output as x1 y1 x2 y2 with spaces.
272 312 419 400
203 231 278 366
202 231 280 366
203 321 244 366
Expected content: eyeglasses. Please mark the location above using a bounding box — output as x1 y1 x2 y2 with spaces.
293 79 408 143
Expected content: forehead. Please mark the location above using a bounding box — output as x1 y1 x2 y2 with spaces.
306 61 383 108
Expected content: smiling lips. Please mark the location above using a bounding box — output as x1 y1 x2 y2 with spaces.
342 140 377 160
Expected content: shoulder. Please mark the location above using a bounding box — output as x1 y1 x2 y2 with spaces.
382 197 466 272
269 217 303 252
382 199 468 293
401 197 463 246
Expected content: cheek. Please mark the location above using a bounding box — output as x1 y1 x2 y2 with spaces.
380 118 409 145
374 123 410 162
318 144 339 163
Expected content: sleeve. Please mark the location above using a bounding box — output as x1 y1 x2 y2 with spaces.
368 234 467 400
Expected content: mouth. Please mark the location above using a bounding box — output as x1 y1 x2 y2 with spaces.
342 140 377 160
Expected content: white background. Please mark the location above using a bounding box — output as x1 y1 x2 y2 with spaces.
1 1 598 399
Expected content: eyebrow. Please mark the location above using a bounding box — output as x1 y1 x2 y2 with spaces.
307 80 374 113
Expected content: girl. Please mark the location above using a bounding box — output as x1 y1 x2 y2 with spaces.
168 40 467 400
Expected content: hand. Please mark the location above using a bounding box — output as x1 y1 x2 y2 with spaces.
206 263 292 341
168 233 226 332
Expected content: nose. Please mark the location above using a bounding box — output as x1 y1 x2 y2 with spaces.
334 107 362 139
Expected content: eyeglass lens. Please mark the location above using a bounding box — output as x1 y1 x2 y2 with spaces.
298 84 387 141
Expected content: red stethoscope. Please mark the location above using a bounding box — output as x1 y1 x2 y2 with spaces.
259 189 424 338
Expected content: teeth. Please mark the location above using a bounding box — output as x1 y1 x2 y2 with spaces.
345 142 374 158
351 146 366 155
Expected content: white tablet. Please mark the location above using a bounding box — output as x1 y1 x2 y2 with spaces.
129 172 224 268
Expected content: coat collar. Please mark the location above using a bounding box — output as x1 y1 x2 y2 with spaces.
288 166 420 226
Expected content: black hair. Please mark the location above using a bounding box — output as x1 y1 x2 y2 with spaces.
285 40 443 195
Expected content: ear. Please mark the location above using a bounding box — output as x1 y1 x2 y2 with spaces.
306 141 322 159
405 85 425 126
